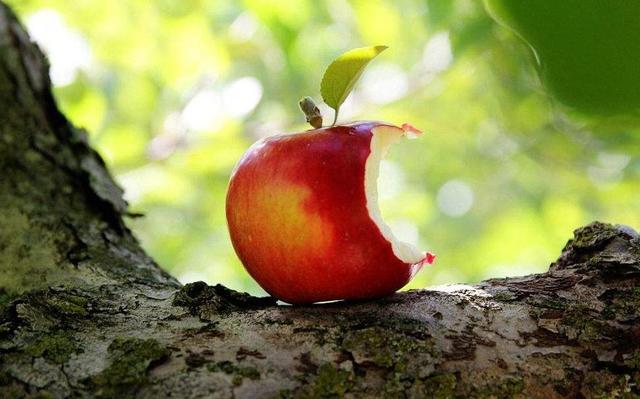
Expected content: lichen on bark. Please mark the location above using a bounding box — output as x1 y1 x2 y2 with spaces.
89 338 170 398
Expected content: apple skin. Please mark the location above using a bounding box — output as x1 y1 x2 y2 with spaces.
226 121 430 304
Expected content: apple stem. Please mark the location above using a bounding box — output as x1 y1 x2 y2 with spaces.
331 109 339 126
299 97 323 129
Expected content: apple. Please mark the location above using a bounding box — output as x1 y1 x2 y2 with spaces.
226 121 434 304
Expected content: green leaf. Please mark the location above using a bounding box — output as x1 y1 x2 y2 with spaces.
320 45 388 125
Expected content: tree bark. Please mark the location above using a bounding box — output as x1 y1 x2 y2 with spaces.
0 2 638 398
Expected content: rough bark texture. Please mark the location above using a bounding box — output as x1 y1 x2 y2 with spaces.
0 2 639 398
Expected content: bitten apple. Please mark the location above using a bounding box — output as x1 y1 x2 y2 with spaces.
226 121 434 304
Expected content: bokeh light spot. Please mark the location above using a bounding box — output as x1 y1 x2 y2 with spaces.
437 180 474 217
26 9 92 86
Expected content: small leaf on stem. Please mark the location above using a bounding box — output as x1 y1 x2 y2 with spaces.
320 45 388 125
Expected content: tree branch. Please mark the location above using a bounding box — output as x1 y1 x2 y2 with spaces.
0 1 177 294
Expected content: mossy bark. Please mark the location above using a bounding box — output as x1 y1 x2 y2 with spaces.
0 2 639 398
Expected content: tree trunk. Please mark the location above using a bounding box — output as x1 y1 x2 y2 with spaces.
0 3 638 398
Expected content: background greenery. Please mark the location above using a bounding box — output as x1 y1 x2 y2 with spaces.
10 0 639 295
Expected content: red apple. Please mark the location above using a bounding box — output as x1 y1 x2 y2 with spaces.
226 121 434 304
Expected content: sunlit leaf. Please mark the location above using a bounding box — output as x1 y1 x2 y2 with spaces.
320 45 387 124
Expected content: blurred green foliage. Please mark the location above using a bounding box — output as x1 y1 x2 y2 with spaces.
10 0 640 295
486 0 640 117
